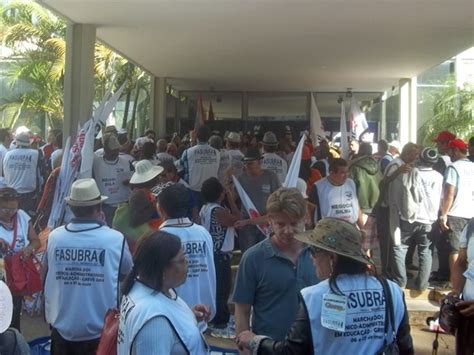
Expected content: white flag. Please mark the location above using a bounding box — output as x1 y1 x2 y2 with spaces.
310 93 325 144
349 96 368 140
232 175 271 237
283 134 306 188
340 101 349 160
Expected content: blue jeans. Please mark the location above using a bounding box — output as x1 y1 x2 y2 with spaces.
392 220 432 290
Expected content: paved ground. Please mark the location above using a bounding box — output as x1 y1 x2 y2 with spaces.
21 312 455 353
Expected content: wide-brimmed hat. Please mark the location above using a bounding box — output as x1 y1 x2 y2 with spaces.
15 131 32 147
296 218 370 265
130 160 164 185
433 130 456 143
262 131 278 146
242 147 263 162
227 131 241 143
0 281 12 333
65 178 108 206
420 147 438 165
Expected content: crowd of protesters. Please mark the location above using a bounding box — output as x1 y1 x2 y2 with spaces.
0 123 473 354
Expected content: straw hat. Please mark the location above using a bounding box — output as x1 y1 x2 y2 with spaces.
15 131 32 147
130 160 164 185
262 131 278 146
296 218 370 265
0 281 13 332
65 179 108 206
227 131 241 143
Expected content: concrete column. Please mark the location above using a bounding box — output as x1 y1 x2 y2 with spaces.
63 24 96 141
150 77 167 137
399 79 410 146
242 92 248 134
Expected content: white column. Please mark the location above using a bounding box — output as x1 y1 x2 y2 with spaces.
150 77 167 137
409 76 418 143
398 79 411 146
63 24 96 141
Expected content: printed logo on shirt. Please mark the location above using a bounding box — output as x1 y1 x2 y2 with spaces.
54 247 105 266
118 294 136 344
345 191 353 201
182 240 209 279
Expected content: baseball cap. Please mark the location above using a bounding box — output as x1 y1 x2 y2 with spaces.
433 131 456 143
448 138 467 151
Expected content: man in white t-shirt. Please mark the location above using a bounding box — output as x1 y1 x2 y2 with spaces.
0 128 12 177
3 132 42 215
180 125 220 207
158 184 216 320
439 138 474 279
261 131 288 185
392 148 443 290
92 133 134 225
218 132 244 184
308 158 364 229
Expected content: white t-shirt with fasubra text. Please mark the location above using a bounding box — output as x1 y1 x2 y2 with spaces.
444 159 474 219
181 143 220 192
3 148 39 193
262 152 288 185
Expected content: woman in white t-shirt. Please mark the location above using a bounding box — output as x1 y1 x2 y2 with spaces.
450 218 474 354
0 188 40 331
117 231 210 354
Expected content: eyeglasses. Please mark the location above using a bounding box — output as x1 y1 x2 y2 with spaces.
309 246 325 256
170 256 188 265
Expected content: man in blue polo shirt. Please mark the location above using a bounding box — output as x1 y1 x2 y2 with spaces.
233 187 319 341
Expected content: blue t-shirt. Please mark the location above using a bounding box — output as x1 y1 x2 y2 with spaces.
232 237 319 340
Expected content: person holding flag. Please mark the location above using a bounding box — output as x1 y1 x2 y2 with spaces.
234 148 280 252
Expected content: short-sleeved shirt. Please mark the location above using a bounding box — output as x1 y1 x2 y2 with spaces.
232 237 319 340
238 170 281 216
444 159 474 219
460 220 474 300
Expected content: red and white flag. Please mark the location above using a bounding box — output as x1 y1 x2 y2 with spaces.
232 175 271 237
340 101 349 160
283 134 306 188
208 101 215 121
310 93 325 144
349 96 368 140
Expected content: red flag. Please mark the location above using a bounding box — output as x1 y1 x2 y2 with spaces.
208 101 215 121
194 93 206 132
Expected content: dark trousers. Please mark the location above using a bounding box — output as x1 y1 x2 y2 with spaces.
456 315 474 355
51 328 100 355
212 252 232 326
10 296 22 332
376 206 393 277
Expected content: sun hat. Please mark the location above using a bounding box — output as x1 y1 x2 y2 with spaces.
15 131 32 147
65 178 108 206
296 218 370 265
227 131 241 143
0 281 13 333
448 138 468 151
388 140 401 151
296 178 308 199
433 131 456 143
130 160 164 185
262 131 278 146
420 147 438 165
242 147 263 162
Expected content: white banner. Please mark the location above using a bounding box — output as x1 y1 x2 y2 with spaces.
310 93 325 144
349 96 368 140
232 175 271 237
283 134 305 188
340 101 349 160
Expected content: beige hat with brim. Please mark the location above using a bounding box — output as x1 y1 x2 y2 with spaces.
65 178 108 207
296 218 371 265
130 160 164 185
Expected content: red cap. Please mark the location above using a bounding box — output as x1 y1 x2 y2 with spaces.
448 138 467 151
433 131 456 142
302 145 312 160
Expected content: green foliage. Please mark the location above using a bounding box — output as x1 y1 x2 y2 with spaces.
418 75 474 145
0 0 152 137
